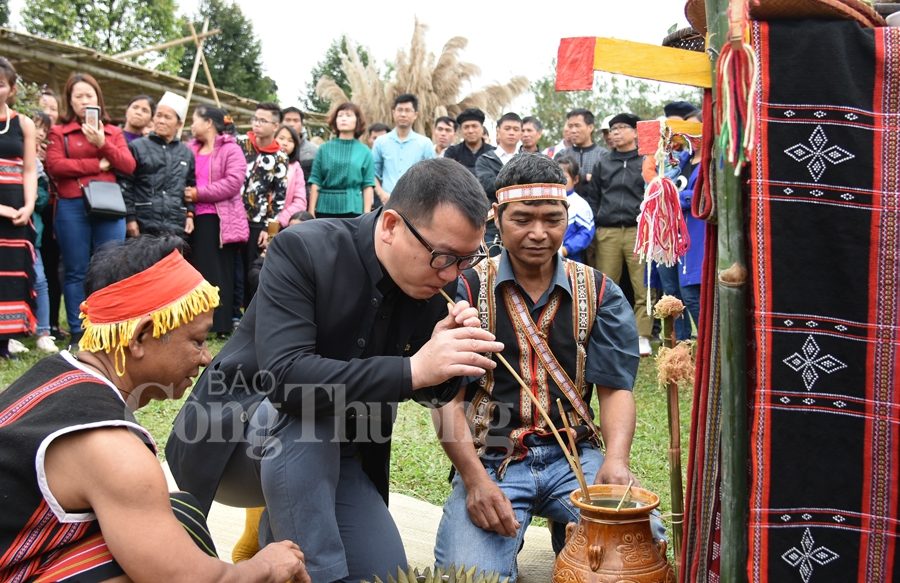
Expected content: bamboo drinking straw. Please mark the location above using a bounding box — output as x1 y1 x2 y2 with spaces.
557 398 591 503
439 289 581 479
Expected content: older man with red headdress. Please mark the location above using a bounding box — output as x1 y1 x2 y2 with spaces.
0 234 309 583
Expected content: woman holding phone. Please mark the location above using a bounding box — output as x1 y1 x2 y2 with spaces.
45 72 135 347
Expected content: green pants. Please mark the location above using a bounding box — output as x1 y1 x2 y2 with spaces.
594 226 653 337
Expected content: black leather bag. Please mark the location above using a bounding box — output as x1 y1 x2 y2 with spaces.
80 180 127 218
65 135 127 219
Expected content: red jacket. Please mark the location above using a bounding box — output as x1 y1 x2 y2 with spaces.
45 121 135 199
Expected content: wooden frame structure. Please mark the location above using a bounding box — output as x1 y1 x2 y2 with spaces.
0 27 327 129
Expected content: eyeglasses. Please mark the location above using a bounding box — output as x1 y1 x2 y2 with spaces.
395 211 487 270
609 125 633 133
250 116 277 126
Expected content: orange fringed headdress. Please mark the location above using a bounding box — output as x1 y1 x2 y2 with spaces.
79 250 220 376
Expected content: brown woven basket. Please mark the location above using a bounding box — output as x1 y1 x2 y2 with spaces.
662 27 707 52
686 0 886 35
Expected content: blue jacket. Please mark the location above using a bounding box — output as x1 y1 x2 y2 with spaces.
677 150 705 287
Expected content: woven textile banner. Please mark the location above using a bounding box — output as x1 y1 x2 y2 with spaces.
748 20 900 583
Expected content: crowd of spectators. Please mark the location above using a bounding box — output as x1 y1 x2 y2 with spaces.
0 63 702 359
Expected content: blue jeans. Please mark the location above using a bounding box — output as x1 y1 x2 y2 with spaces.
54 198 125 333
33 249 50 335
655 262 690 341
433 444 666 581
680 284 701 335
213 400 407 583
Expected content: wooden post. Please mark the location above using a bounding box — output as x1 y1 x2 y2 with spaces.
706 0 750 582
184 18 210 106
188 20 220 107
663 315 685 578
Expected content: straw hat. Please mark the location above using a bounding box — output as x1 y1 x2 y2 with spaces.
685 0 885 36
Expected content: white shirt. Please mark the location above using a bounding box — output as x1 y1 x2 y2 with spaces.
496 146 517 165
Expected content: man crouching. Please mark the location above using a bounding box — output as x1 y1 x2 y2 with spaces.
0 234 309 583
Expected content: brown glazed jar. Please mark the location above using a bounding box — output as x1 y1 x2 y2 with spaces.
553 484 674 583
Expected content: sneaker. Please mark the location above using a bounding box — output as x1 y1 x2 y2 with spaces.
36 335 59 353
639 336 652 357
8 339 29 354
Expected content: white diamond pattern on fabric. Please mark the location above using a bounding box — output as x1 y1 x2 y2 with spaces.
783 336 848 390
784 126 856 182
781 529 840 583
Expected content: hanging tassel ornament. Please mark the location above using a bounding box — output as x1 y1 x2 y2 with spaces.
635 124 691 316
715 0 759 175
635 177 690 268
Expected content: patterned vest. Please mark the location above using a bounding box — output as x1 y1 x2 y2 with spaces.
0 354 154 582
460 257 606 478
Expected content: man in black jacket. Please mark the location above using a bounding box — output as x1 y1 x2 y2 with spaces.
119 91 195 238
166 158 502 583
444 108 494 175
584 113 653 357
553 108 605 195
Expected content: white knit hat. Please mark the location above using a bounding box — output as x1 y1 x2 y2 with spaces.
158 91 188 121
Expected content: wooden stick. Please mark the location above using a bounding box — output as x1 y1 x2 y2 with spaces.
557 398 591 503
189 20 220 108
663 315 685 576
112 29 221 59
184 18 210 106
439 289 578 477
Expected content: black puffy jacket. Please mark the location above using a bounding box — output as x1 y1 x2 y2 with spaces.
583 148 645 228
119 133 196 235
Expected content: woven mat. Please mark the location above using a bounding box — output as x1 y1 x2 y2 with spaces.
161 463 555 582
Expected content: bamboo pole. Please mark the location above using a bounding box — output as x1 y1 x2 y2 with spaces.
706 0 750 581
188 20 220 107
184 18 210 106
663 315 684 579
112 29 221 60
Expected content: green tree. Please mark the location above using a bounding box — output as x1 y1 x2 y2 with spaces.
21 0 182 72
0 0 10 27
180 0 277 102
531 63 702 146
304 36 371 114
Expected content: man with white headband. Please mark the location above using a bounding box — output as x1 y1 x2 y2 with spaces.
0 234 309 583
431 153 660 581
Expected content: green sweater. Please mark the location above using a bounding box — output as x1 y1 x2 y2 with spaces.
309 138 375 215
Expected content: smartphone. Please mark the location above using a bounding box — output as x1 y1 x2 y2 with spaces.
84 105 100 131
